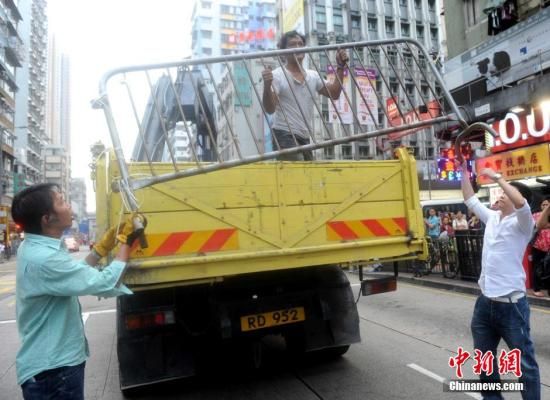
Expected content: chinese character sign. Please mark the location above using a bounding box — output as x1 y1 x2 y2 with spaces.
355 67 378 127
449 348 522 378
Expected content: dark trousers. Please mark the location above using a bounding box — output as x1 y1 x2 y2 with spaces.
532 247 549 292
471 296 540 399
272 129 313 161
21 362 85 400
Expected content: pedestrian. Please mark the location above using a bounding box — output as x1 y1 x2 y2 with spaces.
262 30 348 160
452 210 469 231
12 183 145 400
440 215 455 238
468 212 482 230
424 208 440 239
460 162 540 399
532 197 550 297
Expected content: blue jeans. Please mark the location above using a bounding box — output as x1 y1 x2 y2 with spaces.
21 362 85 400
471 295 540 400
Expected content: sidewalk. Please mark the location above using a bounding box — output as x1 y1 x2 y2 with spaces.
397 271 550 308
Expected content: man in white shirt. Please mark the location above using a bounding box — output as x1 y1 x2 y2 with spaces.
262 31 348 160
461 161 540 400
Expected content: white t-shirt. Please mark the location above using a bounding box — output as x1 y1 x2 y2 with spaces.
271 67 327 139
452 218 468 230
465 196 534 297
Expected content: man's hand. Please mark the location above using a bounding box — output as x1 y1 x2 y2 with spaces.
262 66 273 88
479 168 500 181
335 49 349 67
117 213 147 246
93 223 125 258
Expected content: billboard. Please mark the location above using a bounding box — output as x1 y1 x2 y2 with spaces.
327 67 378 126
282 0 304 33
445 7 550 92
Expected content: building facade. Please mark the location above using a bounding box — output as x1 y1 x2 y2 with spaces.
191 0 278 160
442 0 550 204
69 177 86 223
14 0 48 188
45 33 71 196
0 0 22 205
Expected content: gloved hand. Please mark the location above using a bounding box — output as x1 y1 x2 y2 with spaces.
93 223 124 257
116 213 147 246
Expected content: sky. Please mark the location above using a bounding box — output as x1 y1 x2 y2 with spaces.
47 0 193 212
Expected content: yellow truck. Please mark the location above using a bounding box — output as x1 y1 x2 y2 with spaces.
92 39 487 391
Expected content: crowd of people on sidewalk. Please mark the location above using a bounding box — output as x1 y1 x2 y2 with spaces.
424 208 483 240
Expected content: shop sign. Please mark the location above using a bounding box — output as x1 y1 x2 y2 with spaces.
386 98 440 140
475 143 550 185
488 106 550 153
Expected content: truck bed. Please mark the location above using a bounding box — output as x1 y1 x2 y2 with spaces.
96 148 426 289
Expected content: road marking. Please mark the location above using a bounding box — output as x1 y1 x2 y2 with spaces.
0 318 15 324
0 287 13 294
407 363 482 400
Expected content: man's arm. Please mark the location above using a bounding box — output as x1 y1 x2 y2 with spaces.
480 167 534 233
319 49 348 100
536 204 550 231
262 67 277 114
461 161 492 224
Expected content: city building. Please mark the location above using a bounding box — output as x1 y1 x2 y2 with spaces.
43 144 69 195
14 0 48 188
69 177 86 223
0 0 22 205
45 33 71 196
442 0 550 205
191 0 278 160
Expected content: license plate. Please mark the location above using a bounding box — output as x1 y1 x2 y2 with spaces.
240 307 305 332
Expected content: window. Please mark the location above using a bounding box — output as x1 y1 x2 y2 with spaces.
430 28 438 41
428 0 435 12
359 145 370 159
390 83 399 94
400 0 408 6
368 18 377 31
416 24 424 39
464 0 484 27
414 0 421 9
202 47 212 55
324 147 335 159
401 23 410 37
405 84 415 97
385 20 394 34
201 1 211 9
351 16 361 29
201 30 212 39
333 14 344 26
221 5 230 13
341 145 353 159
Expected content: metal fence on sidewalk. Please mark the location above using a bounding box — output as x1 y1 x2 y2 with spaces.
454 230 484 281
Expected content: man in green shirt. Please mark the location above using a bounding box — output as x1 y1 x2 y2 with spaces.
12 183 144 400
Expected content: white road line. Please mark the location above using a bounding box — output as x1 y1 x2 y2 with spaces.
407 363 482 400
0 318 15 324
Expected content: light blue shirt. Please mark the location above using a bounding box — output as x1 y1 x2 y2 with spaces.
15 233 132 385
426 215 440 237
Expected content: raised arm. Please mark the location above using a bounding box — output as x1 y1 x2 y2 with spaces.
319 49 349 100
262 66 277 114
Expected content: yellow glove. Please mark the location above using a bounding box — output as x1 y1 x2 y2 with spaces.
116 213 147 245
93 223 124 257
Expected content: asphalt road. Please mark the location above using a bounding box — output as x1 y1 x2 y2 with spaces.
1 252 549 399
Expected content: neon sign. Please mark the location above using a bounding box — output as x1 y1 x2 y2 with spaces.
437 145 474 181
